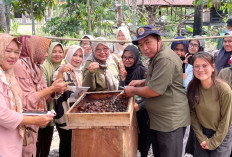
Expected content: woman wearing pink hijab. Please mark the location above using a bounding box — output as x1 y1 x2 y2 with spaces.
14 35 67 157
0 33 53 157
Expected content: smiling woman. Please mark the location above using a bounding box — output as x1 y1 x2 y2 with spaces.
215 31 232 73
83 37 119 91
38 42 65 157
52 45 84 157
0 34 54 157
187 52 232 157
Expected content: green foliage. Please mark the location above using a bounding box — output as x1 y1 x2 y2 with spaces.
43 0 115 38
195 0 232 14
10 21 19 34
186 25 193 33
12 0 56 21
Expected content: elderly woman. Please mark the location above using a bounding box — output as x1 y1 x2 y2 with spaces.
14 35 67 157
110 26 132 59
0 34 53 157
37 42 65 157
215 31 232 73
52 45 84 157
83 37 119 91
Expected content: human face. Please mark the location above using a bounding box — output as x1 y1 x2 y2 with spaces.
188 40 200 54
193 58 214 83
1 40 20 71
51 45 64 63
138 35 160 58
122 51 135 68
223 37 232 52
117 30 126 45
81 37 92 54
174 44 185 57
94 44 110 62
71 49 83 67
39 51 48 64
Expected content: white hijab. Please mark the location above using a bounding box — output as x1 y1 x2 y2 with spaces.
111 26 132 58
64 45 84 86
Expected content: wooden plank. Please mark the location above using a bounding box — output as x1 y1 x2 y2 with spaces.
71 114 138 157
65 91 134 128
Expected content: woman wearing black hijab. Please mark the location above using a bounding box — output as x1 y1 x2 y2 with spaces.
120 45 151 157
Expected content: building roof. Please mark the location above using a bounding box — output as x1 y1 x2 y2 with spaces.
126 0 195 6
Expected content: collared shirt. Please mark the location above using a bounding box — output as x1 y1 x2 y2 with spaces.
145 43 190 132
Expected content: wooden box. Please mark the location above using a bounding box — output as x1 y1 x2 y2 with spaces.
65 91 138 157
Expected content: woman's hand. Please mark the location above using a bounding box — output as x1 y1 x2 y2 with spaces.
89 62 99 73
120 66 127 81
200 141 209 149
51 78 67 94
183 53 192 64
35 115 54 127
60 64 73 73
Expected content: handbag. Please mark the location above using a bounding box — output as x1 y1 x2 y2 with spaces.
23 127 37 146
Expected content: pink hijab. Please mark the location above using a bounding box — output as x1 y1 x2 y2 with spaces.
0 33 23 137
18 35 51 111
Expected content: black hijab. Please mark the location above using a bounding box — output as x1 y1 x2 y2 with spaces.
122 45 147 85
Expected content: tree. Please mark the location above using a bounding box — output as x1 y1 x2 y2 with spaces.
12 0 56 34
193 0 232 35
43 0 115 38
193 0 203 35
0 0 7 32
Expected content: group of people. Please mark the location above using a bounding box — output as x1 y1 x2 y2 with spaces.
0 18 232 157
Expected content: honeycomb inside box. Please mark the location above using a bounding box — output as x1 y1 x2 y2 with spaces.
70 92 129 113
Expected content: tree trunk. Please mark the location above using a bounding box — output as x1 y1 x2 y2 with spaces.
87 0 92 34
4 0 10 32
31 0 35 35
0 0 7 32
193 2 203 36
117 0 122 27
132 0 137 33
56 3 59 17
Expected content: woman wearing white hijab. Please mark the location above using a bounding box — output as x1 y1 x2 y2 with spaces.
52 45 84 157
83 37 120 91
110 26 132 59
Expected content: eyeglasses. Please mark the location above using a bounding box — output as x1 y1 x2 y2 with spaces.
122 56 134 61
95 48 109 53
189 43 199 48
193 64 210 71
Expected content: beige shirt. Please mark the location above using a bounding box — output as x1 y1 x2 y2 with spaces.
191 81 232 150
145 43 190 132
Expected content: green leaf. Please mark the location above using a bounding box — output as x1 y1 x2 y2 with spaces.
186 25 193 33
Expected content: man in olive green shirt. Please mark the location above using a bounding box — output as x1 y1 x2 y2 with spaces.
124 25 190 157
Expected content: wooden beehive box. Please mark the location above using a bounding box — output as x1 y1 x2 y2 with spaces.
65 91 138 157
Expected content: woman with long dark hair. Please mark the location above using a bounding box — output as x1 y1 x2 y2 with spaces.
187 52 232 157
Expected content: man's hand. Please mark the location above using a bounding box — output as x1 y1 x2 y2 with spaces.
128 79 146 87
134 103 140 112
124 86 136 97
